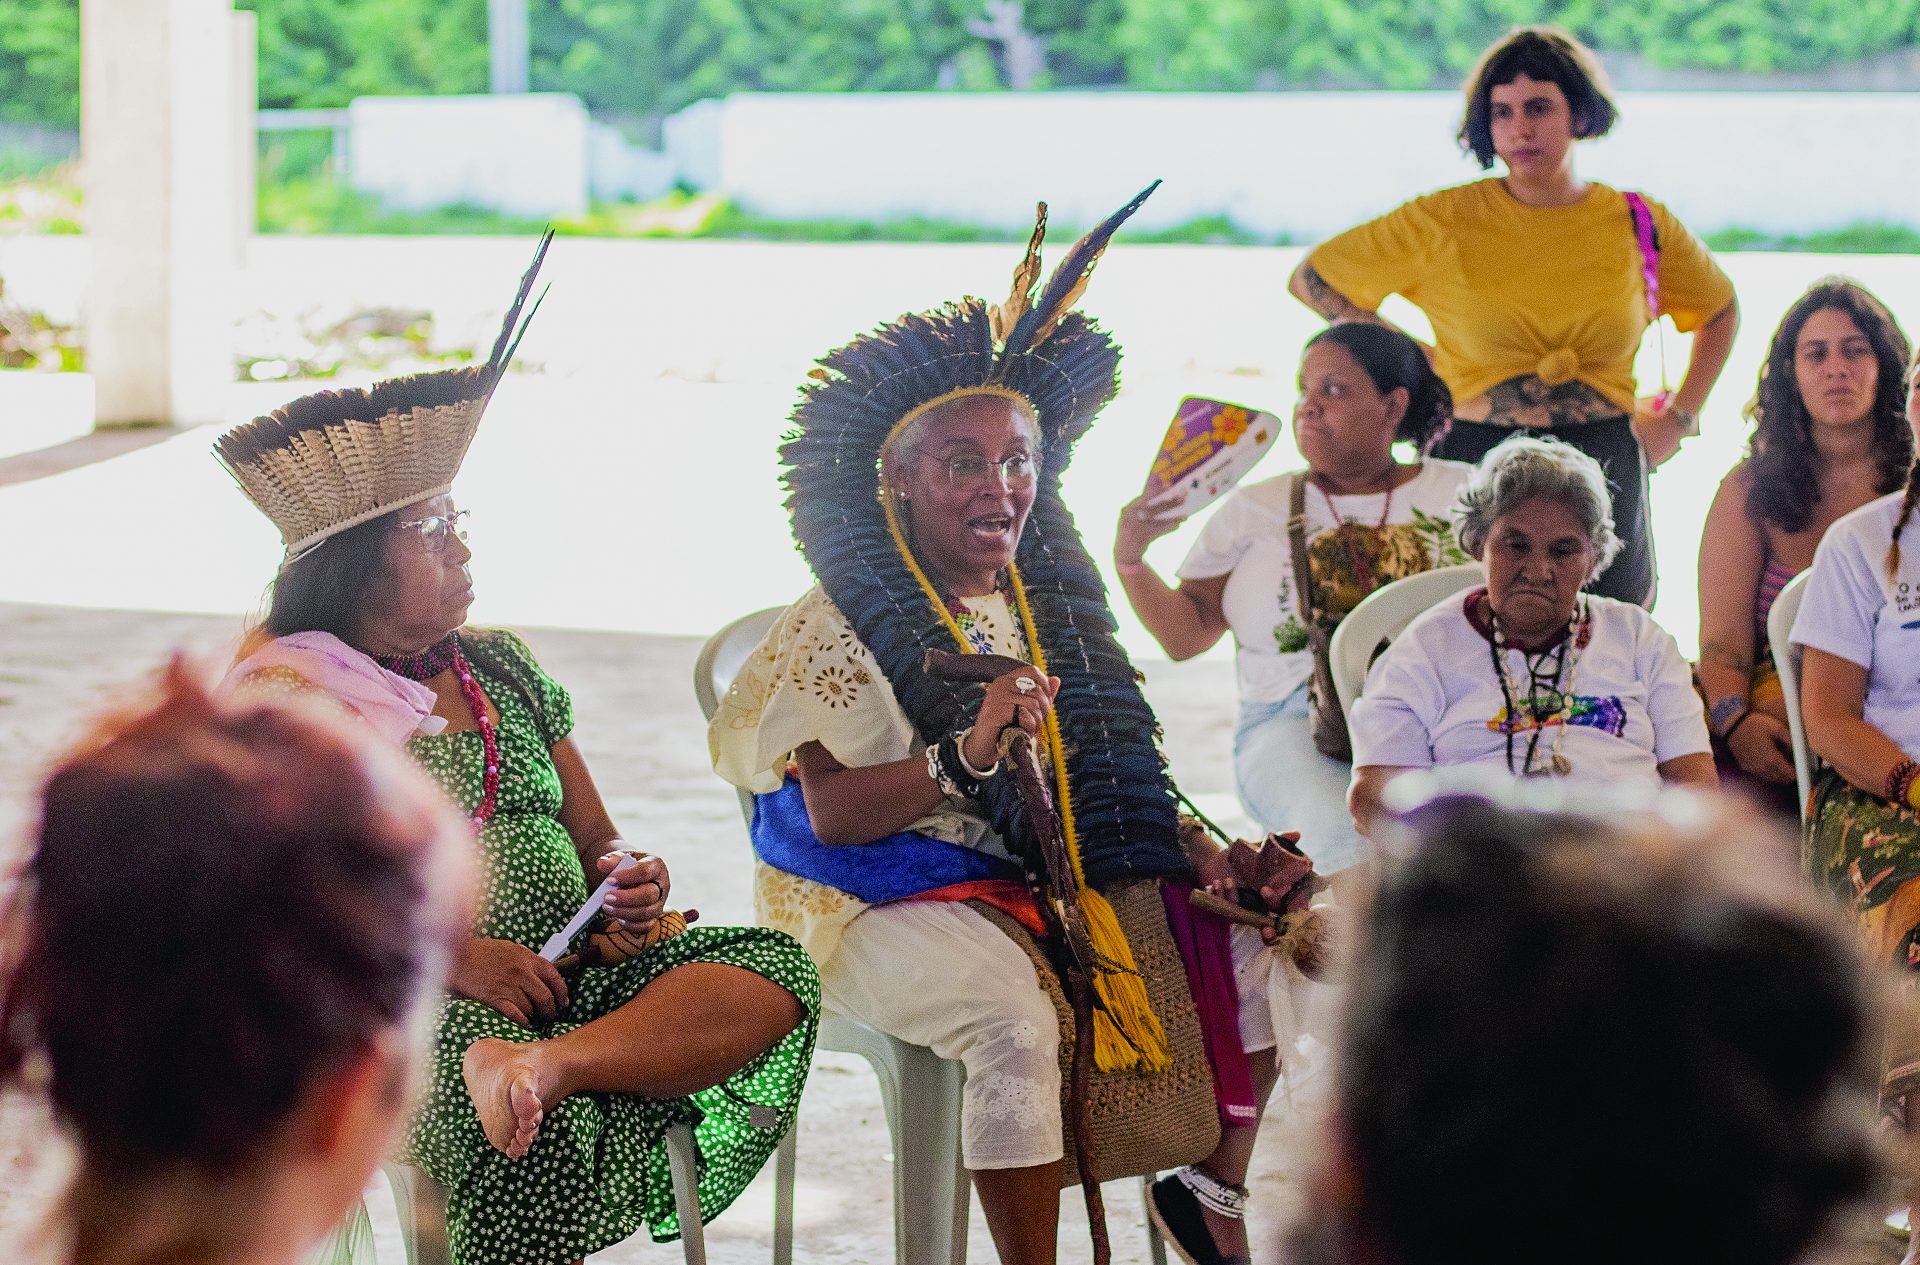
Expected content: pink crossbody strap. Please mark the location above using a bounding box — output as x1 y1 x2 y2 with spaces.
1624 191 1661 317
1624 191 1674 403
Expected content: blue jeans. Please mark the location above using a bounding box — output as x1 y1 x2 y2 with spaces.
1234 687 1366 874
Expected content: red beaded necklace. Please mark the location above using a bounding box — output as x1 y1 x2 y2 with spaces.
376 633 500 828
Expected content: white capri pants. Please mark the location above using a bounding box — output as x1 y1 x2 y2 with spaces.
821 900 1300 1170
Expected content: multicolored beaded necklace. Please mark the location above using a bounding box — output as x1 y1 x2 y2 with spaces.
375 632 500 827
1487 597 1592 778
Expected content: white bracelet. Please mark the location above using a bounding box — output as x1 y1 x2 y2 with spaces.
925 743 963 797
953 726 1001 779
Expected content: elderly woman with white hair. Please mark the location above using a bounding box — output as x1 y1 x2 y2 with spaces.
1347 435 1715 835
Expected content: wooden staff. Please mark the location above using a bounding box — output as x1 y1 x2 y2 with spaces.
923 647 1111 1265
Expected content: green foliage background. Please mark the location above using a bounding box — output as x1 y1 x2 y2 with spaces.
5 0 1919 126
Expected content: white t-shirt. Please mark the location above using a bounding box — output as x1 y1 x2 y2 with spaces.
1790 492 1920 761
1349 590 1710 786
1176 461 1473 704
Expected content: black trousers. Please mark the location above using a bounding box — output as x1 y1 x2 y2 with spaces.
1432 414 1655 607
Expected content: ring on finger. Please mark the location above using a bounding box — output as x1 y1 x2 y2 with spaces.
1013 676 1038 694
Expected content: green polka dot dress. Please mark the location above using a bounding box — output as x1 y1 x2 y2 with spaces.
398 629 819 1265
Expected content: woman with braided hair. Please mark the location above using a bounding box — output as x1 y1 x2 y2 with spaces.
1792 340 1920 1261
713 185 1325 1265
1114 322 1471 873
1698 281 1912 791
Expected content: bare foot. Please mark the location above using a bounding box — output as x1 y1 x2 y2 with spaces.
462 1038 547 1158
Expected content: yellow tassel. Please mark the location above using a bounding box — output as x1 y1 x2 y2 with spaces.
1080 886 1173 1073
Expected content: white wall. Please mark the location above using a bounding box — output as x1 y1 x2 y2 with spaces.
686 91 1920 237
348 94 590 219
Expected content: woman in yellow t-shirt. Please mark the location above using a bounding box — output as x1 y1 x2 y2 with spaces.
1289 25 1740 606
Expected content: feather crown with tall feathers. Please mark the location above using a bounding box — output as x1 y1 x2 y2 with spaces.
215 231 553 565
781 181 1185 889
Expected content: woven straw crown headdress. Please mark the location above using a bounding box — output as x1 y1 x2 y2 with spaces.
215 232 553 565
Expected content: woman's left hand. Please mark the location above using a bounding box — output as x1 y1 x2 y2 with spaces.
1631 398 1685 470
597 849 670 934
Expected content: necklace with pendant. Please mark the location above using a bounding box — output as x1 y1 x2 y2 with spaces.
1488 599 1588 778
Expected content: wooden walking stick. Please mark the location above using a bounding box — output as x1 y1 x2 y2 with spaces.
923 647 1112 1265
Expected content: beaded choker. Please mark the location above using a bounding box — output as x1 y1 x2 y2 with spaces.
374 633 501 827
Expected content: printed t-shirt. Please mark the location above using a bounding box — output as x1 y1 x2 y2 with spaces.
1307 179 1735 413
1349 589 1710 785
1790 493 1920 761
1176 461 1472 705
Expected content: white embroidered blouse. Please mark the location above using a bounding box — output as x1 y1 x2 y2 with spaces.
709 583 1029 967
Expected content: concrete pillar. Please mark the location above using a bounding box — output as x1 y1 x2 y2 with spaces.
81 0 238 429
232 9 257 254
490 0 530 94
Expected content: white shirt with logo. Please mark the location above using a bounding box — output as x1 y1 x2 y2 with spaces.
1349 590 1710 785
1791 491 1920 761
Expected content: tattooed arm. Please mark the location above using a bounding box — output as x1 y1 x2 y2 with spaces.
1287 261 1387 325
1696 467 1796 783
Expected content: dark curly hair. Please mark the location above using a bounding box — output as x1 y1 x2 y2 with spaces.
1290 794 1882 1265
1742 279 1912 536
1457 27 1618 170
1306 323 1454 455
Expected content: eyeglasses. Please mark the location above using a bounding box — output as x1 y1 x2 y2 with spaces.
922 453 1039 491
395 509 470 553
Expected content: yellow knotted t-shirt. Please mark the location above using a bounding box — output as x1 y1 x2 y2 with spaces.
1307 179 1735 414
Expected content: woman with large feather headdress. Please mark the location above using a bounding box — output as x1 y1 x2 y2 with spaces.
712 186 1320 1265
214 236 819 1265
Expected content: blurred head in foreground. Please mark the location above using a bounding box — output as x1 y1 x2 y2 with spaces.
1291 785 1882 1265
0 664 473 1265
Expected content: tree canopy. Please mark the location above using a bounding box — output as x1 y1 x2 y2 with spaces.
4 0 1918 130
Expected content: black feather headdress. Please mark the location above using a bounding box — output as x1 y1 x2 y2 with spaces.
781 183 1183 893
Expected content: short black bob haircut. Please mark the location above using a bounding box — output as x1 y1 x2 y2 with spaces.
1457 26 1619 171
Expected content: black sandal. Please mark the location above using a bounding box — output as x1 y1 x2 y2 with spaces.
1148 1168 1252 1265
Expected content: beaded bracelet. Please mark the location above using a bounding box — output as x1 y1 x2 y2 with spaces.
925 736 984 799
1887 759 1920 810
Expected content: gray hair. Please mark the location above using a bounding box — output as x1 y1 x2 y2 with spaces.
1453 434 1622 579
881 390 1042 488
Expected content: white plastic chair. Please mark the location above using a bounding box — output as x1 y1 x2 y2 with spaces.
1329 563 1486 713
696 607 1166 1265
1768 570 1816 823
376 1124 707 1265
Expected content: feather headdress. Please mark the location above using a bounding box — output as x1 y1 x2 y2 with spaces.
782 182 1184 1071
215 231 553 564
